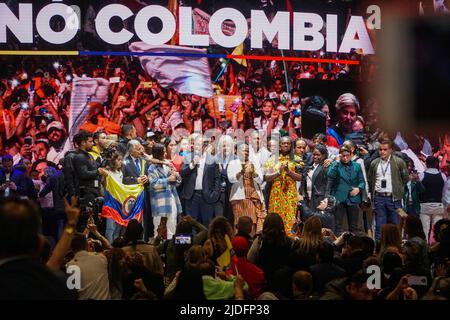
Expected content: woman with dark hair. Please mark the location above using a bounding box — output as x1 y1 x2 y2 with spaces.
148 143 182 240
100 151 125 243
253 99 283 136
264 136 303 235
404 215 429 269
327 145 366 235
247 213 293 290
203 216 234 271
303 144 329 209
122 219 164 276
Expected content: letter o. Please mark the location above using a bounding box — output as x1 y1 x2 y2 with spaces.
95 4 133 45
209 8 248 48
36 3 79 44
135 5 176 45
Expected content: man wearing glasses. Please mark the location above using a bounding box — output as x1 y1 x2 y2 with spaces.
368 139 409 240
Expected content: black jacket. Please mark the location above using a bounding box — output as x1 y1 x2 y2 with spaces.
63 150 79 198
0 257 76 300
302 163 328 209
72 150 100 197
180 155 222 204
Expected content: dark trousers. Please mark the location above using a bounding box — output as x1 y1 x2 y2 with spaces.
335 203 361 235
185 191 222 228
374 195 401 240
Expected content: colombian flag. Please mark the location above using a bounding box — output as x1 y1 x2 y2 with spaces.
101 175 144 226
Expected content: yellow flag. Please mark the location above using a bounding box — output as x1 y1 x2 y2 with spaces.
231 43 247 67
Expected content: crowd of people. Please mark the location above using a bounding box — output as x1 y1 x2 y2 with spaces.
0 48 449 301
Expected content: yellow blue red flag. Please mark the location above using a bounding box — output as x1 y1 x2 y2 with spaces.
101 175 144 226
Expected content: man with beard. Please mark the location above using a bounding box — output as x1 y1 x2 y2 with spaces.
46 121 70 164
72 131 106 229
327 93 360 147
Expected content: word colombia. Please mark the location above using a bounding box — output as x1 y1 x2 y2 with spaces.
0 1 380 54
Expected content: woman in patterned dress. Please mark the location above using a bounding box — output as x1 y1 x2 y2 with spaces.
227 143 266 235
264 136 303 236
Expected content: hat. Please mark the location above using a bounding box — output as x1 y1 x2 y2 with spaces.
335 93 360 112
46 121 66 133
232 236 249 257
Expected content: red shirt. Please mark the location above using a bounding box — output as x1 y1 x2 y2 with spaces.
230 257 266 299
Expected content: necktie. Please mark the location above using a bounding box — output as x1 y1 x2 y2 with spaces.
135 159 141 175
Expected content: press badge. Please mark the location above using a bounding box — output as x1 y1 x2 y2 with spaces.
94 180 99 188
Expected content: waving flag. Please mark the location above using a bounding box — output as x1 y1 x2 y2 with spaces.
69 77 110 137
129 42 213 97
102 175 144 226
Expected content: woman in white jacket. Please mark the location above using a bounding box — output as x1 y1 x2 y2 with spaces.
227 143 266 235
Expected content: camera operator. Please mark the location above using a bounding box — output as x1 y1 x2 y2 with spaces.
72 131 107 230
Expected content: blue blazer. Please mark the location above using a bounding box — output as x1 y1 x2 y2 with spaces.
326 160 365 204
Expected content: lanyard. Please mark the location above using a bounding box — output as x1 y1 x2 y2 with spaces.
380 158 390 178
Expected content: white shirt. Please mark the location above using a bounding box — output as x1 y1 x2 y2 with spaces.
4 172 10 197
375 156 393 193
193 155 207 190
110 170 123 183
307 163 319 200
66 251 110 300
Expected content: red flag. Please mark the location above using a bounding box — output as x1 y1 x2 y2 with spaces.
228 63 238 95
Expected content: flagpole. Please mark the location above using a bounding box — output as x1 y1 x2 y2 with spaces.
214 60 229 83
280 50 290 92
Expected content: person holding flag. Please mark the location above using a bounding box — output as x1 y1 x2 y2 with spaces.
100 149 146 244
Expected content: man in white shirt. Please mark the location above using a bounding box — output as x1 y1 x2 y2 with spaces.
66 233 110 300
368 139 409 240
180 138 223 227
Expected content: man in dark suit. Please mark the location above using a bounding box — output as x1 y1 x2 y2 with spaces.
180 139 223 228
122 139 153 241
0 154 35 199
